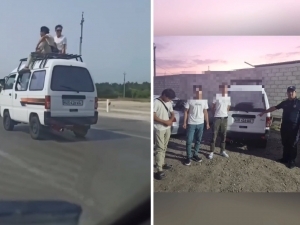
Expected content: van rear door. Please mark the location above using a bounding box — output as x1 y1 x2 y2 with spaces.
49 65 96 117
227 89 267 134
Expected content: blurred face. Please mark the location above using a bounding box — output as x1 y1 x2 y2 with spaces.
220 85 228 96
194 91 202 100
40 31 46 37
56 28 62 36
287 91 296 99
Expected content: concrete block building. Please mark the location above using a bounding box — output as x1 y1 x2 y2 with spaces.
154 60 300 118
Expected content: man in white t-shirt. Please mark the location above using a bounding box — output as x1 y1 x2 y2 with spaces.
209 84 231 159
153 89 176 180
20 26 57 72
54 25 67 54
183 94 210 166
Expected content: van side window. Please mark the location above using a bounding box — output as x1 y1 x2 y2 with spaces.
29 70 46 91
4 75 16 90
15 72 31 91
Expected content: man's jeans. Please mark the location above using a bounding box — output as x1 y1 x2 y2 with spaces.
186 123 204 159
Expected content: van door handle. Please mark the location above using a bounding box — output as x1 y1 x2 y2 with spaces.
9 93 11 96
15 93 17 99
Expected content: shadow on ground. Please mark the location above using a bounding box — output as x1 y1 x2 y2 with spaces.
9 126 132 143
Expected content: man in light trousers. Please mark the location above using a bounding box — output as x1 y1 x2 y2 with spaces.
154 89 176 180
209 84 231 159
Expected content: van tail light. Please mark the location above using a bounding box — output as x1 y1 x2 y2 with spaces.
45 95 51 109
94 97 98 109
266 117 272 127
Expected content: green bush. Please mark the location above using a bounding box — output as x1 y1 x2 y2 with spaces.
95 82 150 99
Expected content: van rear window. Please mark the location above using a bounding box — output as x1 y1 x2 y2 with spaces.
229 91 266 112
51 66 95 92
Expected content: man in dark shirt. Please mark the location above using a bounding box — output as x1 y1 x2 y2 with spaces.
259 86 300 169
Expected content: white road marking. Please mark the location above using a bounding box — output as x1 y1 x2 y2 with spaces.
92 127 150 140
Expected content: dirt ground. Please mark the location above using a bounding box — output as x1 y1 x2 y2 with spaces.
154 128 300 192
98 100 150 111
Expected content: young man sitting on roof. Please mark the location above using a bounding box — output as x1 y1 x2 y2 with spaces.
19 26 58 73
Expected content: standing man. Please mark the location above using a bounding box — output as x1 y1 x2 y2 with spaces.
209 84 231 159
259 86 300 169
54 25 67 54
183 85 210 166
154 89 176 180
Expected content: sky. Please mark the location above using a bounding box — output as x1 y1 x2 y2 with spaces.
154 0 300 35
0 0 150 83
154 36 300 75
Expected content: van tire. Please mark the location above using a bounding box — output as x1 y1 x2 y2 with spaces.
29 115 43 140
73 126 89 138
3 111 14 131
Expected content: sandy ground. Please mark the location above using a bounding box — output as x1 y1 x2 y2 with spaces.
154 128 300 192
97 100 150 122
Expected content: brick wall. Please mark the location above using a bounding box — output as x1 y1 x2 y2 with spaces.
154 63 300 118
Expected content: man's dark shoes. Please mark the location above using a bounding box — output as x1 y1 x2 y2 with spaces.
155 171 166 180
287 160 296 169
277 158 288 164
184 158 191 166
192 155 202 163
162 164 173 170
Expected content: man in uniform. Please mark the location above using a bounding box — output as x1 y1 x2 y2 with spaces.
259 86 300 169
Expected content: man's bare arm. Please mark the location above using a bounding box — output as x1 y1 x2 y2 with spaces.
170 111 175 121
36 35 47 50
183 108 188 125
259 106 277 116
154 113 170 126
212 103 216 116
62 44 66 54
203 109 209 125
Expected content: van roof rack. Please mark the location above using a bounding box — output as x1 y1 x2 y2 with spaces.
18 53 83 71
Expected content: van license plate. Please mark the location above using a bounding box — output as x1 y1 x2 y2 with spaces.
234 118 253 123
63 100 83 106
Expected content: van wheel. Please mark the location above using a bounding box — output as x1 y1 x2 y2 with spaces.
29 116 43 140
73 126 89 138
3 111 14 131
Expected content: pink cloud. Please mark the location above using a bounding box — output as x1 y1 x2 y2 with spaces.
193 59 227 65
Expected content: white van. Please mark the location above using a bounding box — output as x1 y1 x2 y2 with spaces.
0 53 98 139
226 85 272 148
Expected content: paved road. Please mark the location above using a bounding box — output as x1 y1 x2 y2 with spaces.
0 115 150 225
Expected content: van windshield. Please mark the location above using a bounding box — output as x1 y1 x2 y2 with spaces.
229 91 266 112
51 66 95 92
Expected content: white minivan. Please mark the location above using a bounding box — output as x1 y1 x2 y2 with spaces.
0 53 98 139
226 85 272 148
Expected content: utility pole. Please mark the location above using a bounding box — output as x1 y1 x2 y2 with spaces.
153 43 156 77
123 72 126 98
79 12 84 55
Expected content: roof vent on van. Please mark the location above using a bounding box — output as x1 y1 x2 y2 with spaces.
17 53 83 72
